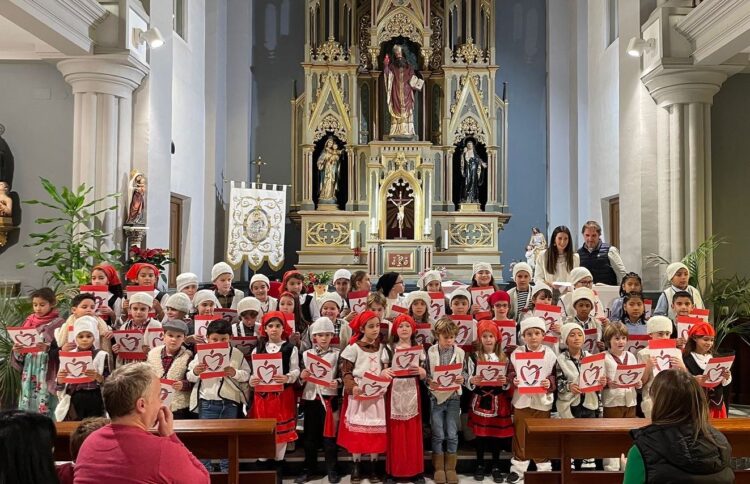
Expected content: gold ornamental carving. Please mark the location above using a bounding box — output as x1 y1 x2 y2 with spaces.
429 12 443 70
449 222 493 247
314 36 348 62
306 221 352 247
359 14 371 69
455 37 484 64
453 117 487 144
377 12 422 45
314 114 348 143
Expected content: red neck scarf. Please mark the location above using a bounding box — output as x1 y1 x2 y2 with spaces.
23 309 60 329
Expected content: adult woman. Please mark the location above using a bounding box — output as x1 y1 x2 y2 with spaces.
376 272 405 318
623 369 733 483
534 226 579 286
0 410 59 484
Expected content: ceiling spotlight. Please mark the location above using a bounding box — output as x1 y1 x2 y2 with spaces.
626 37 655 57
133 27 165 49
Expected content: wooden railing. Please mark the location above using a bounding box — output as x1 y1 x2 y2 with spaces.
55 419 277 484
520 418 750 484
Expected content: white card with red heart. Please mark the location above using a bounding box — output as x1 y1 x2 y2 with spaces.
626 334 650 355
304 352 334 387
533 303 562 332
197 342 231 380
252 352 283 391
391 346 423 377
429 292 446 320
515 352 547 394
348 290 369 315
113 330 146 360
578 353 606 393
702 355 734 388
470 287 494 311
159 378 177 407
389 305 409 319
644 299 653 319
194 315 220 340
451 315 475 348
676 315 703 341
231 336 258 356
215 308 239 325
648 339 681 375
475 361 508 386
433 363 463 392
79 285 113 314
495 320 517 349
689 308 710 322
415 323 433 346
596 285 620 319
355 371 391 400
614 363 646 388
7 327 41 353
60 351 94 384
145 328 165 349
583 328 599 354
284 313 297 334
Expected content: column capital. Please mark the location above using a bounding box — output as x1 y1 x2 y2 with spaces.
641 61 745 107
57 53 149 98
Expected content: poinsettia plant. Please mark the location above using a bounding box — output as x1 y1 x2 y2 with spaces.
305 271 333 286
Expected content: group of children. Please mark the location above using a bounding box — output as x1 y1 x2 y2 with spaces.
10 259 733 484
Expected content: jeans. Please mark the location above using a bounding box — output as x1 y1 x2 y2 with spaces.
431 395 460 454
199 399 240 472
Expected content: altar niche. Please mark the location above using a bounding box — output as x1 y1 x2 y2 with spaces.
385 177 415 240
378 36 424 140
312 134 348 210
451 137 488 210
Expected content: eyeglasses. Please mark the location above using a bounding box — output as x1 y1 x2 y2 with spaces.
396 280 404 284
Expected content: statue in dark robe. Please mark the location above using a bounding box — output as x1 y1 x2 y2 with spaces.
460 141 487 203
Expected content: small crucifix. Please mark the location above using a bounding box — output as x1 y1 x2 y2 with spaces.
389 190 413 239
251 155 266 184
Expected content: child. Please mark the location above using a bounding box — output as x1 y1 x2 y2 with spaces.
555 322 603 471
638 316 686 418
11 287 65 416
175 272 199 301
113 292 162 366
350 270 372 292
670 290 695 347
653 262 705 319
234 297 261 337
450 288 472 317
406 290 431 324
471 262 498 315
418 269 443 293
90 264 123 327
609 272 643 322
337 310 388 484
297 317 342 484
164 292 192 322
333 269 352 316
465 320 514 482
559 267 604 318
427 317 465 484
282 270 318 323
123 262 167 320
518 283 553 322
384 314 427 484
302 292 346 352
367 292 390 344
566 288 605 352
250 273 278 315
211 262 244 309
187 289 220 344
683 322 732 418
55 317 108 421
279 290 311 346
56 293 111 354
507 263 532 322
249 311 300 474
489 290 511 321
376 272 405 318
146 319 193 419
620 291 648 336
509 317 557 481
56 416 110 484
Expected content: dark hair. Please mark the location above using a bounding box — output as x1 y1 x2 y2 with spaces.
0 410 58 484
684 331 716 356
450 294 470 304
71 293 96 308
376 272 400 297
206 319 231 336
581 220 602 235
350 271 369 292
545 226 575 274
29 287 56 306
621 291 645 322
619 272 643 297
70 417 110 460
278 292 310 334
672 290 694 304
471 273 498 290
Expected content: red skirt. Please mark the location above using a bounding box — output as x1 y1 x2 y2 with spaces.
467 391 514 438
386 378 424 477
710 403 728 419
250 386 298 443
337 394 387 454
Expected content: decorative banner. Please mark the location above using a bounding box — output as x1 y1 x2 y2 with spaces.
60 351 93 384
476 361 508 386
648 339 681 375
415 323 433 346
470 287 494 311
451 315 475 348
627 334 650 355
304 352 334 387
583 328 599 354
515 352 547 394
194 315 220 341
495 320 517 349
676 315 703 341
433 363 463 391
231 336 258 357
226 182 287 270
644 299 653 320
252 352 283 391
7 327 41 353
348 290 369 314
215 308 239 325
159 378 177 407
614 364 646 388
392 346 422 377
79 285 112 314
690 308 710 322
197 342 230 380
355 372 391 400
702 356 734 388
145 328 164 349
113 330 146 360
429 292 447 320
578 353 606 393
533 303 562 332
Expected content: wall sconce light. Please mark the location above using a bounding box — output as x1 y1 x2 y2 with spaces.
133 27 165 49
626 37 655 57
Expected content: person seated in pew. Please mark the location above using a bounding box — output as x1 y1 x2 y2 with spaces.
56 416 110 484
0 410 59 484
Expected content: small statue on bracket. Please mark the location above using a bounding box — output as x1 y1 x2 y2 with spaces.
125 170 147 225
460 140 487 204
317 137 342 202
0 181 12 217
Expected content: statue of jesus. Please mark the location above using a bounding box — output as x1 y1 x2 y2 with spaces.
383 44 423 138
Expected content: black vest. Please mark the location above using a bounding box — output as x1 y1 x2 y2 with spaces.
255 340 295 375
578 242 617 285
683 354 729 413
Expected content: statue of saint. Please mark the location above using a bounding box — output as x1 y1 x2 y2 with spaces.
126 171 146 225
316 137 342 201
0 181 12 217
383 44 423 137
460 141 487 203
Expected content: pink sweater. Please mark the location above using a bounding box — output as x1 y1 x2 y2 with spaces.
73 424 209 484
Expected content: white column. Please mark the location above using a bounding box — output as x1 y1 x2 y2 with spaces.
656 106 671 269
668 103 684 260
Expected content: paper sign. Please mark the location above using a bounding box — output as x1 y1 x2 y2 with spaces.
470 287 494 311
304 352 334 387
614 364 646 388
145 328 165 349
474 310 493 322
113 330 146 360
476 361 508 386
79 285 112 314
542 334 559 351
392 346 423 376
644 299 653 320
702 355 734 388
284 312 296 334
230 336 258 356
495 320 517 349
194 315 220 340
451 315 475 348
534 303 562 332
578 353 606 393
252 352 283 391
215 308 238 325
583 328 599 354
596 285 621 319
126 285 155 300
627 334 650 354
390 305 408 319
66 324 75 344
415 323 433 346
7 327 41 353
690 308 710 322
60 351 93 384
648 339 681 375
159 378 177 407
197 342 231 380
515 352 547 394
429 292 446 320
355 371 391 400
433 363 463 391
676 315 703 341
348 290 369 314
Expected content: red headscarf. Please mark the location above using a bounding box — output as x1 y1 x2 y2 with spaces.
477 320 499 340
488 290 510 306
259 310 293 339
93 263 121 286
390 314 416 337
125 263 160 283
281 270 304 292
348 310 379 344
688 322 715 338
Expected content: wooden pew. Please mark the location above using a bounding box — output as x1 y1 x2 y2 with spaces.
521 418 750 484
55 419 277 484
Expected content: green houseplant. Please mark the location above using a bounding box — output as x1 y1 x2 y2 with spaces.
0 288 33 409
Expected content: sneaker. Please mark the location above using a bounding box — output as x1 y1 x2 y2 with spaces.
474 464 485 481
581 459 595 469
327 470 341 483
506 471 523 484
491 468 506 483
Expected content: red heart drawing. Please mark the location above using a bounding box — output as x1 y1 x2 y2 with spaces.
541 313 556 327
582 366 601 386
65 360 88 377
456 325 470 344
656 351 672 371
197 324 208 338
310 362 328 378
479 367 500 381
475 294 489 308
150 334 164 347
520 363 541 385
584 337 595 351
680 328 690 340
120 335 140 351
415 333 426 344
627 343 643 353
203 351 225 371
431 302 443 319
258 362 277 383
706 367 726 383
618 371 639 385
352 300 367 313
159 387 171 401
436 373 457 387
362 382 385 396
395 353 416 369
14 333 37 346
501 331 512 346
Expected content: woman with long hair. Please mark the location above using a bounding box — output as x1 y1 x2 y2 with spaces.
0 410 59 484
533 226 579 287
